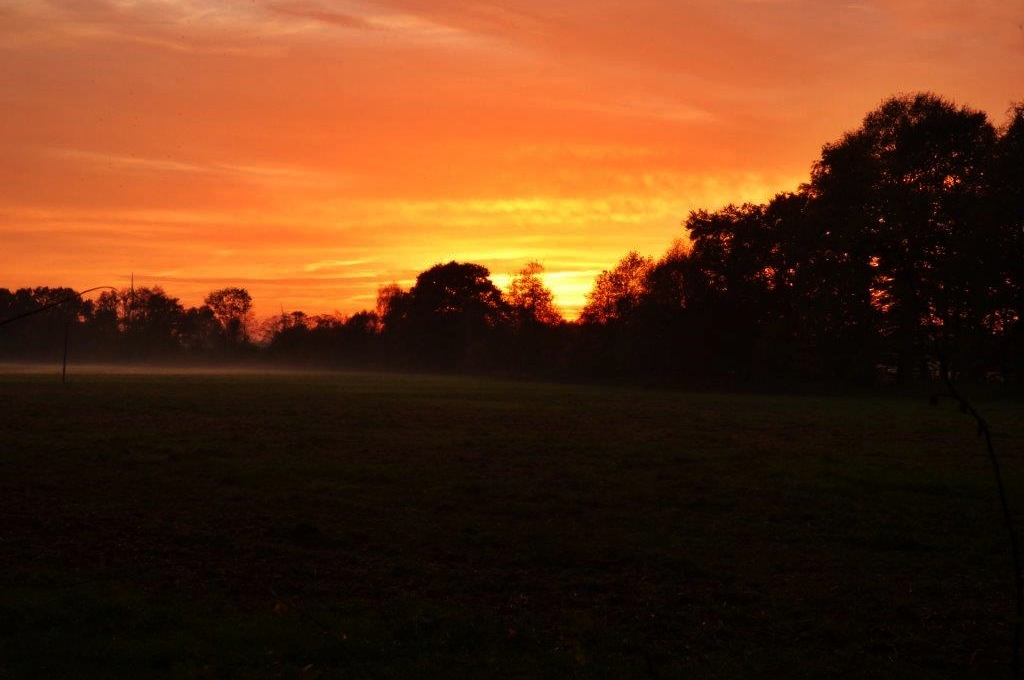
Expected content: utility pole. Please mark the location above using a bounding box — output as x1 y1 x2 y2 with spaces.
0 286 117 381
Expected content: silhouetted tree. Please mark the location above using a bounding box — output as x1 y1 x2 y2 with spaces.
178 305 222 355
91 289 123 347
988 103 1024 380
85 287 187 358
572 252 659 380
677 204 777 381
810 93 998 380
507 262 563 328
266 310 309 336
502 262 565 373
205 287 254 348
681 192 836 380
0 287 87 360
376 283 410 333
579 252 653 325
4 91 1021 384
383 262 508 369
245 306 386 367
344 310 381 335
126 287 186 355
626 241 702 381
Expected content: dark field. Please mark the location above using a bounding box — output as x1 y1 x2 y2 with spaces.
1 369 1022 679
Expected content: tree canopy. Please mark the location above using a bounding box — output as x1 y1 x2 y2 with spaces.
205 287 254 347
507 262 563 328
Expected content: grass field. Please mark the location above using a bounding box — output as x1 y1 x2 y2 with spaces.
1 367 1022 679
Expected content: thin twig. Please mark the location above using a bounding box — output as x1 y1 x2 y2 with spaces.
940 370 1023 680
0 286 117 327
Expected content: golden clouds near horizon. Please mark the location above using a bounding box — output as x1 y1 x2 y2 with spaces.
0 164 802 319
1 0 1022 320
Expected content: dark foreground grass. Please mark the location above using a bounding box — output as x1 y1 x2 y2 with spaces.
1 369 1022 679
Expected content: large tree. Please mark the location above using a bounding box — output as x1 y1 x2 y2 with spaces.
809 93 998 380
204 287 254 347
390 262 508 368
988 103 1024 378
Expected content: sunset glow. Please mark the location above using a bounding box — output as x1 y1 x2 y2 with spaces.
3 0 1022 319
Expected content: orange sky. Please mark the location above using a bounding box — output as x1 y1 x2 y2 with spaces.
2 0 1022 319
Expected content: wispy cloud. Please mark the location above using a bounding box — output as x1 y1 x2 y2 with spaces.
302 258 376 273
262 0 480 44
266 1 375 30
50 148 337 188
2 0 1022 320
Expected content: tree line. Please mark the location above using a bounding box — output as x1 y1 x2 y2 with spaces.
0 286 255 363
2 93 1022 385
574 93 1023 385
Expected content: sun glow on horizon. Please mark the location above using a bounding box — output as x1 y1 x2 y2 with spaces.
0 171 801 321
2 0 1021 322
